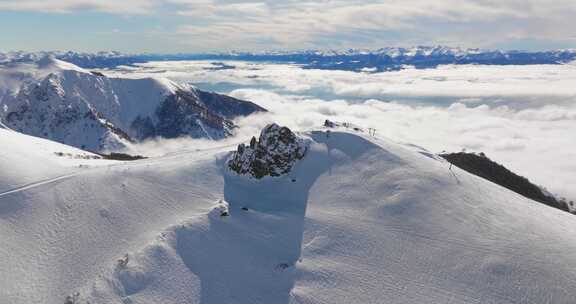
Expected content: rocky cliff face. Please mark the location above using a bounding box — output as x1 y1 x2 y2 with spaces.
228 124 307 179
441 152 570 212
129 89 238 141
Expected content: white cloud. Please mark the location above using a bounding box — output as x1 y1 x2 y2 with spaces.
0 0 158 14
2 0 576 50
170 0 576 50
106 60 576 202
112 60 576 106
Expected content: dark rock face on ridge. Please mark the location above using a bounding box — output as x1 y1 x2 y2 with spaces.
228 124 307 179
130 89 240 141
196 90 266 119
441 152 570 212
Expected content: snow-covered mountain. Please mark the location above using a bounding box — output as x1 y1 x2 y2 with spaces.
211 46 576 72
2 46 576 71
0 56 265 151
224 46 576 59
0 50 139 68
2 124 576 304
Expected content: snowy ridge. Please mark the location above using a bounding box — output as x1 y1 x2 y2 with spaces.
0 57 265 151
0 128 111 194
2 126 576 303
35 55 89 73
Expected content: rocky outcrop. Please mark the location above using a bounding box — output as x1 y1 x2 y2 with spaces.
441 152 570 212
228 124 307 179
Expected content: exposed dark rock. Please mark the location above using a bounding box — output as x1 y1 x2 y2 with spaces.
90 71 105 77
129 116 156 140
85 110 134 143
96 152 146 161
128 89 265 141
228 124 307 179
153 90 232 139
196 90 266 119
324 119 336 128
441 152 570 212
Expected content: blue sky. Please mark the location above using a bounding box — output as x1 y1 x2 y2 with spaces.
1 0 575 53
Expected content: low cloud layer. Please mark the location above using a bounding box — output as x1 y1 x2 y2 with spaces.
112 60 576 107
107 61 576 201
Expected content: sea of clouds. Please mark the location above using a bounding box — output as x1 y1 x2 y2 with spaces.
104 60 576 201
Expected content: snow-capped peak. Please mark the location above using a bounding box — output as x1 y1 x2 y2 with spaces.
36 54 89 74
0 58 266 152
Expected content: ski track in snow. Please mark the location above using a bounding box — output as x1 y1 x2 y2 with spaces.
0 140 240 198
0 172 81 198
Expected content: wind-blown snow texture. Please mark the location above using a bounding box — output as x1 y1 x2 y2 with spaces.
2 125 576 304
0 57 265 151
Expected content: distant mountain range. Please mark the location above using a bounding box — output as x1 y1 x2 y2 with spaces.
0 56 265 151
202 46 576 72
2 46 576 72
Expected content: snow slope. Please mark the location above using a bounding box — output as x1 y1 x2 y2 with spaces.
2 127 576 304
0 128 115 194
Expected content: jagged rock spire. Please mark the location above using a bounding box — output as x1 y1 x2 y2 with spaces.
228 123 307 179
